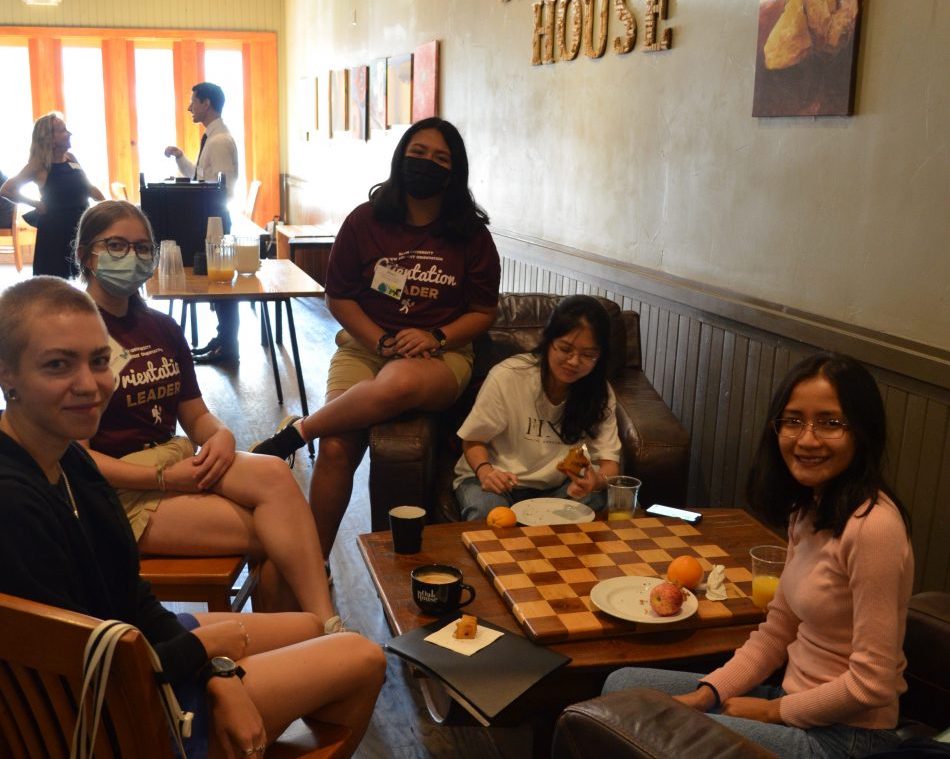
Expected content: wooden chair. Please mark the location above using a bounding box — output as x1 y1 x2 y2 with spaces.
139 554 261 612
0 593 351 758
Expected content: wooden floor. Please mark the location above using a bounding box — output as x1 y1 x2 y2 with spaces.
0 265 533 758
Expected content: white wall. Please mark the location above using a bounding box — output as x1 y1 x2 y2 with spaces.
285 0 949 350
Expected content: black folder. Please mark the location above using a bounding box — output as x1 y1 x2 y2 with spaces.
384 615 570 725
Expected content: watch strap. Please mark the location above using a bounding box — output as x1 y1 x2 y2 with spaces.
430 327 447 348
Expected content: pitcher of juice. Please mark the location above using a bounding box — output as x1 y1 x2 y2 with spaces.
206 238 235 283
749 545 787 610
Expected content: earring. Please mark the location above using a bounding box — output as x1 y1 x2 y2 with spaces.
2 388 17 401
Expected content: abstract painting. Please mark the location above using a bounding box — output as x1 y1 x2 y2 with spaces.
412 41 440 121
330 68 348 137
387 53 413 127
753 0 861 117
369 57 387 134
349 65 368 140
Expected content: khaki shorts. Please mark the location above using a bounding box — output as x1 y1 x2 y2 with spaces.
114 436 196 540
326 329 474 399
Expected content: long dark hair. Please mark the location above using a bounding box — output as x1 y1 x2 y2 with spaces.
746 352 909 537
369 117 489 241
533 295 612 444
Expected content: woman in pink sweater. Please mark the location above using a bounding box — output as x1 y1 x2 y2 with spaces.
602 353 913 758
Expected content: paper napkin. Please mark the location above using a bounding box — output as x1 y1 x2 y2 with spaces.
424 618 504 657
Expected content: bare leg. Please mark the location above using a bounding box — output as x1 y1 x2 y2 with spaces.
140 453 334 623
298 358 458 442
309 426 367 555
198 612 386 757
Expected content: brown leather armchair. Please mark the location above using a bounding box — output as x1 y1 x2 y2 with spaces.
366 293 691 531
551 592 950 758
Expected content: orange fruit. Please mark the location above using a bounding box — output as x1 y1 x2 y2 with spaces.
487 506 518 528
667 555 704 590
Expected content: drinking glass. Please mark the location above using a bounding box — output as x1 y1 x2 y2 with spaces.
206 238 235 283
750 545 787 610
606 476 641 522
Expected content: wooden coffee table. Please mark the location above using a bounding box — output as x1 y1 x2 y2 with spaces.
358 508 784 738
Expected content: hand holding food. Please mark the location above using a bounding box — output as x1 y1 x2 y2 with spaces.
556 445 590 477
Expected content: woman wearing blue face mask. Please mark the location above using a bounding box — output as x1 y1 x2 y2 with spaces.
74 201 342 632
251 118 500 557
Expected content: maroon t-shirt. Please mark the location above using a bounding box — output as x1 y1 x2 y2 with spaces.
325 202 500 333
91 299 202 458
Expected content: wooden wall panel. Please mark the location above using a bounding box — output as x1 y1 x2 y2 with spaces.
101 39 139 202
0 0 281 31
487 229 950 593
28 37 63 116
172 39 204 166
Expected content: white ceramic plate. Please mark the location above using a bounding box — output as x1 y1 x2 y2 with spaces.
590 576 699 624
511 498 595 526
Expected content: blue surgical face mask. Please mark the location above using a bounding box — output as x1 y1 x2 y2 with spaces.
94 251 157 298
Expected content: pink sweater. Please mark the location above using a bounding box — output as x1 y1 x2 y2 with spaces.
704 494 913 729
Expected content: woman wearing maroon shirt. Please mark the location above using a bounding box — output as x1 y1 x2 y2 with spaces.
73 201 339 633
253 118 500 555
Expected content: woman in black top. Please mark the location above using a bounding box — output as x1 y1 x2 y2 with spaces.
0 112 105 278
0 277 385 758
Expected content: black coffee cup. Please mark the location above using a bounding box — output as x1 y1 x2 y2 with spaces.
411 564 476 616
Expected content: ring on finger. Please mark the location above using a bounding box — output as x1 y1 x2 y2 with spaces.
242 749 255 757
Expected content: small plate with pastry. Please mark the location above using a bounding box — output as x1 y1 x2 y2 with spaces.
512 498 595 526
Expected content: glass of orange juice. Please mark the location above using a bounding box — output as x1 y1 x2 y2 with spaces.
605 476 641 522
749 545 786 610
206 239 235 283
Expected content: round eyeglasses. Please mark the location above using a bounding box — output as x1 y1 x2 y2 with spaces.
771 418 850 440
552 341 601 366
91 237 156 261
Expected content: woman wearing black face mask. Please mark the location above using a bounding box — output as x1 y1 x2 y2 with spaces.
252 118 500 557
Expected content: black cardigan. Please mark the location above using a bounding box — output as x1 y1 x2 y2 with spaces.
0 430 206 684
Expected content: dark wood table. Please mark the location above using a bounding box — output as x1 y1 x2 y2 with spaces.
358 508 785 745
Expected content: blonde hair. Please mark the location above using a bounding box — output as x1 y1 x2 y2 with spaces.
28 111 65 173
0 277 101 372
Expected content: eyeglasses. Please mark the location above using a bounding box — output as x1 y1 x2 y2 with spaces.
552 341 601 366
91 237 156 261
771 418 850 440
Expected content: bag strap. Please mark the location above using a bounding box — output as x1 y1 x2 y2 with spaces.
70 620 193 759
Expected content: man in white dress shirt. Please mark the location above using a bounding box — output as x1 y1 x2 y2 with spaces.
165 82 241 365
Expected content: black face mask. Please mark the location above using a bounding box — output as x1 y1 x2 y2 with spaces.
401 156 450 200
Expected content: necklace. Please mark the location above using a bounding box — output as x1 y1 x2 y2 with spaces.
59 466 79 519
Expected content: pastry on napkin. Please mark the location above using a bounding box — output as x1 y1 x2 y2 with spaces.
705 564 728 601
425 617 503 656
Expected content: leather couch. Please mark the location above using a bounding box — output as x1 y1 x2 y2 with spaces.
366 293 691 531
551 592 950 758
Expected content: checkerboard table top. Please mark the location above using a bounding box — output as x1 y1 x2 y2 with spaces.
462 517 765 644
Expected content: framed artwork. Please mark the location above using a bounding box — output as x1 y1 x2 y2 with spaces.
412 40 440 121
349 65 368 140
752 0 862 117
330 68 349 137
386 53 413 127
369 57 387 134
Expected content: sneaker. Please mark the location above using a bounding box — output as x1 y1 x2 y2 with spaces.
250 415 305 464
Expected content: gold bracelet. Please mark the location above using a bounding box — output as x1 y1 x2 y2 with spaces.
156 463 166 492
